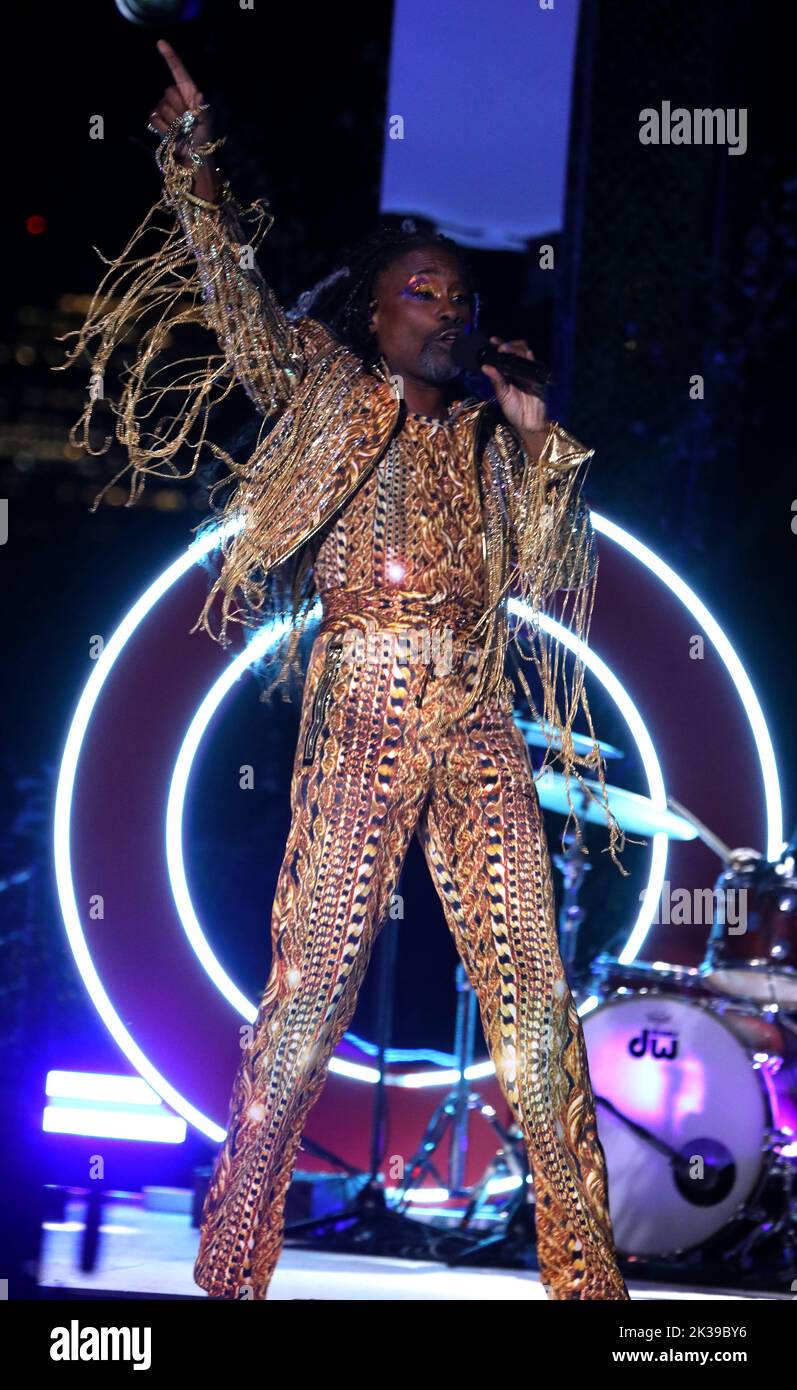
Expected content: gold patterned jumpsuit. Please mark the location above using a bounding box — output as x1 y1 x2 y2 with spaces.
59 131 627 1299
192 402 630 1301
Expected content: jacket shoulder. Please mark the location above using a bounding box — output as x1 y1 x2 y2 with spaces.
291 315 345 361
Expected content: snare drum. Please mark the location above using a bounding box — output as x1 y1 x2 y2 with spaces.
586 953 711 1002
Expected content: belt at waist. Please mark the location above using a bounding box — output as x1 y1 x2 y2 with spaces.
317 588 487 690
318 586 484 636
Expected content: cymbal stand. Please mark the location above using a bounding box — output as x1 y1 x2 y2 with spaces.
552 820 592 982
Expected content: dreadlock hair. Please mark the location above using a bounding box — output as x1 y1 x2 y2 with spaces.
286 216 482 368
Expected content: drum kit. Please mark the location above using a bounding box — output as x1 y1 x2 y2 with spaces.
517 718 797 1277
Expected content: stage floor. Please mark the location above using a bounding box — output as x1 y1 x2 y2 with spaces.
37 1195 789 1301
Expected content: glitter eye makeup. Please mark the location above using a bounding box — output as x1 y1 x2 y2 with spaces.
402 273 473 303
402 275 436 298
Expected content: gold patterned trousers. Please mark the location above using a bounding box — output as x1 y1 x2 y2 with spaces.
192 608 629 1301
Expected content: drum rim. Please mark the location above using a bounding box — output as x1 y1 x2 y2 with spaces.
701 957 797 979
588 954 706 988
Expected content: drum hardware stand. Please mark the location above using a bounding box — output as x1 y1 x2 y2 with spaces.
431 1116 539 1268
394 967 541 1269
721 1132 797 1275
593 1093 739 1199
552 818 592 984
456 1119 528 1228
394 963 485 1204
595 1094 682 1164
665 796 733 863
442 1166 538 1267
282 908 441 1262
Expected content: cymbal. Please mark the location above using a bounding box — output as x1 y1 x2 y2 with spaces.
514 716 624 762
534 767 698 840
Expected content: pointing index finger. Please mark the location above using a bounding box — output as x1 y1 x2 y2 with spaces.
156 38 197 101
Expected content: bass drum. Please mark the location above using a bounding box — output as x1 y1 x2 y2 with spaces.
581 987 788 1258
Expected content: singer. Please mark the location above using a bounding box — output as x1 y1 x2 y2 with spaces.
62 40 629 1301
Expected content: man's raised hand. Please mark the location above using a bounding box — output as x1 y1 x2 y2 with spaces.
149 38 216 186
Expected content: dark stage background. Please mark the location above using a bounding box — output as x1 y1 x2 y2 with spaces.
1 0 794 1184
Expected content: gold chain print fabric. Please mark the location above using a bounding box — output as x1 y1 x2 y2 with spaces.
192 410 630 1301
312 406 485 612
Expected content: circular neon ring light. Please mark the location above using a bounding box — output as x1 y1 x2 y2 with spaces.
54 521 239 1141
55 515 782 1128
592 513 782 862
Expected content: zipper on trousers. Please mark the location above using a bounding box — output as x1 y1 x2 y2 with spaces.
302 634 346 765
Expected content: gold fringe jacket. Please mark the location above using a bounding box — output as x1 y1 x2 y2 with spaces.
58 128 622 863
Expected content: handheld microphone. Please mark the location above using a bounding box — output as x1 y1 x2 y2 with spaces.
451 330 552 394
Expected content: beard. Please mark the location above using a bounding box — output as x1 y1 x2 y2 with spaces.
417 338 462 383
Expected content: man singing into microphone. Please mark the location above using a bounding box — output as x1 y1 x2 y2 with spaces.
63 40 629 1301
